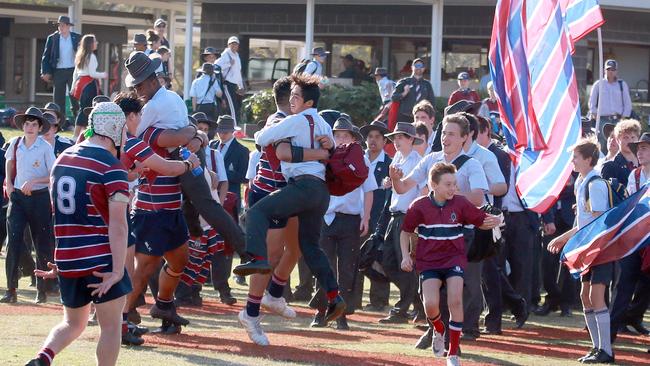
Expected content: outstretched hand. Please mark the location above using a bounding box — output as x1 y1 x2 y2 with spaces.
34 262 59 279
87 271 123 298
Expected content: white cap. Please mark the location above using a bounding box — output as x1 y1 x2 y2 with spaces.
227 36 239 45
88 102 127 147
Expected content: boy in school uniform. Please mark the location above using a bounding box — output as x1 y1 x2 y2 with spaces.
548 136 615 364
401 162 500 366
308 116 377 330
378 122 425 324
609 133 650 342
235 73 345 326
1 108 56 304
41 102 74 157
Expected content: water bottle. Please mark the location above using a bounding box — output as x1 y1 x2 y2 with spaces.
180 147 203 176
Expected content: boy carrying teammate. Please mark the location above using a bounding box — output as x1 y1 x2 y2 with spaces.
548 136 615 364
400 162 500 366
27 102 132 366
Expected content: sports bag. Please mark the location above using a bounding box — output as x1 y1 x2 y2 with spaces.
293 59 313 75
306 115 369 196
585 175 627 210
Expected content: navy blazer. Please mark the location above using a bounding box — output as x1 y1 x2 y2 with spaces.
41 31 82 75
488 142 511 209
210 138 249 198
391 76 435 118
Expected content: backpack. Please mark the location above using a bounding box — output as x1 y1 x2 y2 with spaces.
305 115 369 196
293 59 313 75
584 175 627 211
634 167 643 192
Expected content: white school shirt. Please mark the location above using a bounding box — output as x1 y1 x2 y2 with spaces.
406 150 489 200
136 86 189 136
5 136 56 190
190 74 222 104
575 169 609 229
73 54 107 80
256 108 334 181
216 48 243 89
502 162 524 212
303 60 323 76
627 169 648 195
377 77 396 103
246 150 262 181
465 140 505 203
390 150 424 214
324 156 378 225
204 146 228 183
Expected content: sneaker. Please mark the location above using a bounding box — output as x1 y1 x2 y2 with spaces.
238 309 270 346
432 329 445 357
122 329 145 346
446 355 461 366
261 293 296 318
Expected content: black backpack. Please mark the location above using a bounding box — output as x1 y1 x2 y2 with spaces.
293 59 313 75
585 175 627 211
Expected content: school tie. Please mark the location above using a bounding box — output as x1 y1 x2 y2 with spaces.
220 143 225 151
415 81 422 101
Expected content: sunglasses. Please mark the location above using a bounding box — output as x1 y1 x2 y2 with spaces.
413 63 425 69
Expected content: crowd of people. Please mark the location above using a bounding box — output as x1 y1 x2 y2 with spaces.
0 14 647 366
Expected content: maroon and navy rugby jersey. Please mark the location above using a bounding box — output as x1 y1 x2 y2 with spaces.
132 127 182 211
51 142 129 278
402 194 487 271
121 132 154 169
251 111 288 194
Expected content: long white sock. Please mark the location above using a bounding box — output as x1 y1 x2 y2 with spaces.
583 309 599 349
594 308 612 356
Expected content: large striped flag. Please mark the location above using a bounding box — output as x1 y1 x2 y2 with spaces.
561 0 605 51
489 0 604 213
561 185 650 278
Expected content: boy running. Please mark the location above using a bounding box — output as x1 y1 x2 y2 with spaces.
401 162 500 366
26 102 131 366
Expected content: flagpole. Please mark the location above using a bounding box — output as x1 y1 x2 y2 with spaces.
595 28 604 136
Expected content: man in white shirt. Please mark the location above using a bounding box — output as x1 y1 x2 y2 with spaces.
303 47 329 77
190 63 223 132
216 36 244 124
235 73 346 327
309 116 377 330
374 68 395 105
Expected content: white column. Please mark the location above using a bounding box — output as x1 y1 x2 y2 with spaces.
305 0 315 58
430 0 443 96
29 38 37 102
103 42 110 95
169 10 176 79
68 0 83 34
183 0 193 101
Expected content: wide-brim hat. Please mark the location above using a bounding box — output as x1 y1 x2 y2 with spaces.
132 33 147 45
374 67 388 76
42 102 63 122
192 112 218 128
201 47 218 56
311 47 330 57
319 109 340 128
216 115 241 132
154 18 167 28
124 51 162 87
201 62 214 74
359 120 389 138
83 95 111 116
57 15 73 25
629 132 650 155
332 115 363 141
444 100 481 116
384 122 424 145
602 122 616 139
14 107 50 133
42 111 58 128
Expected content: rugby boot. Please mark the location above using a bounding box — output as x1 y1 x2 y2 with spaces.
577 348 598 362
151 319 182 335
432 329 446 357
150 303 190 326
446 355 461 366
310 310 327 328
238 309 270 346
582 349 615 364
24 359 47 366
128 322 149 337
121 328 145 346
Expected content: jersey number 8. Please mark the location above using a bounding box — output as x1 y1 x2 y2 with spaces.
56 176 76 215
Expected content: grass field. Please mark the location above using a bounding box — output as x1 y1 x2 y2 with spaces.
0 255 648 366
0 126 648 365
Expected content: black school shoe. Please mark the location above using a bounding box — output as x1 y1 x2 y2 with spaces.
415 327 433 349
24 358 47 366
310 310 327 328
233 259 272 276
122 328 145 346
514 298 529 329
336 315 350 330
627 321 650 335
582 349 615 364
325 295 346 324
378 313 409 324
0 289 17 303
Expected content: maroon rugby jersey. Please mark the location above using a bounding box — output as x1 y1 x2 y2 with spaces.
402 194 487 271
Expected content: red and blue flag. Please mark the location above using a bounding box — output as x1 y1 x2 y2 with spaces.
489 0 604 213
561 185 650 277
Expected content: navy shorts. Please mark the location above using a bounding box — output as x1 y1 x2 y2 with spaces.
420 266 465 282
132 210 189 257
127 215 136 248
581 262 614 285
59 268 132 308
248 188 287 229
